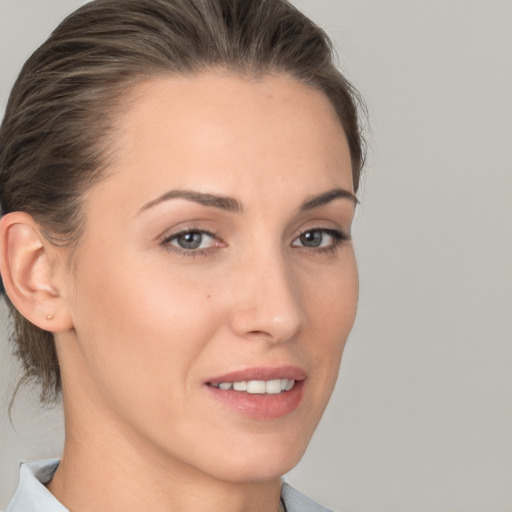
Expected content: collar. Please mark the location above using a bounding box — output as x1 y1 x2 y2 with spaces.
6 459 68 512
6 459 331 512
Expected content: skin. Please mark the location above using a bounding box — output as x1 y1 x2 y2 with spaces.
6 73 358 512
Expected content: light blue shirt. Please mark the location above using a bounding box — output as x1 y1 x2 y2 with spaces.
6 459 333 512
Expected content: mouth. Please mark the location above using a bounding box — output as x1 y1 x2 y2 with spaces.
209 378 296 394
204 366 306 419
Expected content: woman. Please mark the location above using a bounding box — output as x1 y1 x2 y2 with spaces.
0 0 365 511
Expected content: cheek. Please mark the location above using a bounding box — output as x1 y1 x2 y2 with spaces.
303 253 358 388
68 247 222 414
306 251 358 336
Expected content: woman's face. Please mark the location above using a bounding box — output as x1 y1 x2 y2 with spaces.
58 73 358 482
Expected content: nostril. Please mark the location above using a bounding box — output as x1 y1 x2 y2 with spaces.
247 330 270 337
228 273 304 342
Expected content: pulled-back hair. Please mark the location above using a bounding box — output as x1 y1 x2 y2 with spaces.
0 0 366 404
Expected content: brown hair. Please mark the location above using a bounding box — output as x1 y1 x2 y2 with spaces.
0 0 366 404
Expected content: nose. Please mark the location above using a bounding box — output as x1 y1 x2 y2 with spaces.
228 251 304 343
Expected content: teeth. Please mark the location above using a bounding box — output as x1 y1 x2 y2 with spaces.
213 378 296 394
233 381 247 391
247 380 266 394
265 379 282 394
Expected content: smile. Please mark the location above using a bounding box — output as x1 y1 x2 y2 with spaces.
209 379 296 394
205 367 306 419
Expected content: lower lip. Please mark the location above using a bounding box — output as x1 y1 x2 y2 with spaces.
205 381 305 420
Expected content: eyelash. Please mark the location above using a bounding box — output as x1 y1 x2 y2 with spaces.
161 229 222 258
293 228 351 255
161 227 350 258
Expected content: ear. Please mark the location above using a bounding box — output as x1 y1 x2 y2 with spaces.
0 212 73 332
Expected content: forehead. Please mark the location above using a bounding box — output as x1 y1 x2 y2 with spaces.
98 72 353 210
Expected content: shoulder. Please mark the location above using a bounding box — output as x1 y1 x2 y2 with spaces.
281 481 334 512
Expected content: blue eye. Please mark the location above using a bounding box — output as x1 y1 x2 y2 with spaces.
163 230 218 252
298 230 324 248
292 228 349 250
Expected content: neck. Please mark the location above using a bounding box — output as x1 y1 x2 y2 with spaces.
47 389 282 512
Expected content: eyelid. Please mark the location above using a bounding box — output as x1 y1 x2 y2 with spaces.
293 226 351 240
162 228 216 243
159 225 350 257
161 227 224 256
291 227 351 251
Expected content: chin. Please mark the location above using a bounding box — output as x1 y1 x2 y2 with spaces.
189 429 312 483
209 452 304 484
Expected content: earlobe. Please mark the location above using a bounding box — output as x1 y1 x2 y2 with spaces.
0 212 73 332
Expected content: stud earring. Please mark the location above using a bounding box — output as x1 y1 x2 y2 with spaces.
46 314 54 321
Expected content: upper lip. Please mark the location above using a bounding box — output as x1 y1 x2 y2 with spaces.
206 366 307 385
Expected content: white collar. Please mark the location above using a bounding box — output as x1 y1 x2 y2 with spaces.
6 459 68 512
6 459 331 512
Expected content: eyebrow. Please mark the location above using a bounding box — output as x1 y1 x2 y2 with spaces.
138 187 358 215
300 188 359 210
139 189 242 214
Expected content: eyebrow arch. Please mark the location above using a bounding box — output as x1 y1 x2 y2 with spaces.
139 186 357 216
300 188 359 211
139 189 242 214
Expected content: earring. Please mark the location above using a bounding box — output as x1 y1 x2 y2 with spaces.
46 314 54 321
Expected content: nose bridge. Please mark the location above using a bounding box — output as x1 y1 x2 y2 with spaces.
229 242 304 342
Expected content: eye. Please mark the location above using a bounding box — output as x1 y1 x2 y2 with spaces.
162 229 220 252
291 228 349 250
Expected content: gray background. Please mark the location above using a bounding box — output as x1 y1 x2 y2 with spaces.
1 0 511 510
